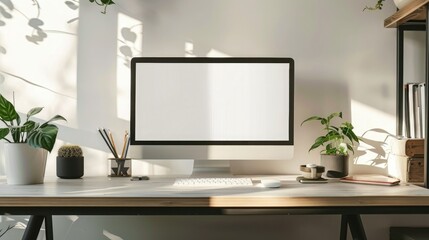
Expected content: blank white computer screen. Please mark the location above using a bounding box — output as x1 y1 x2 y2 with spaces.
131 58 293 145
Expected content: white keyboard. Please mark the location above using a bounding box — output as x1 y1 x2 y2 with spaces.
173 177 253 187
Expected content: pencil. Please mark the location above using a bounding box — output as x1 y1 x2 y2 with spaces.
124 135 130 158
103 128 118 158
108 129 119 158
120 131 128 158
97 128 116 157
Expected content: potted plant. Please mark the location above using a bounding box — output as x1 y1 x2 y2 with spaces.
57 145 84 179
301 112 360 178
0 94 66 184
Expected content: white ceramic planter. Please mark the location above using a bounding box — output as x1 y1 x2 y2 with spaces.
4 143 48 185
393 0 413 9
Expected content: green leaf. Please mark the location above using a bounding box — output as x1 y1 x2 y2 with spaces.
309 142 323 152
326 112 342 122
326 130 341 138
0 128 9 139
328 126 339 131
27 107 43 120
27 124 58 152
101 0 114 5
16 113 21 126
40 115 67 128
341 124 359 144
300 116 323 126
325 148 337 155
347 144 355 154
22 121 37 132
0 94 18 121
309 136 326 152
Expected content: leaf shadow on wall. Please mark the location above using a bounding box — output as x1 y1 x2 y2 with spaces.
0 0 79 96
351 128 397 175
118 25 143 67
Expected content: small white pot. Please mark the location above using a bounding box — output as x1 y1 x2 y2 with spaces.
393 0 413 9
4 143 48 185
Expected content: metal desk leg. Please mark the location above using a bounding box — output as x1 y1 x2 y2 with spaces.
45 215 53 240
340 215 348 240
22 215 54 240
340 214 367 240
22 216 44 240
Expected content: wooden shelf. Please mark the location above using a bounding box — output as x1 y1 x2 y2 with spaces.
385 0 429 28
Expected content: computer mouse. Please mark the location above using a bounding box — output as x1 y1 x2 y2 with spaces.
260 179 282 188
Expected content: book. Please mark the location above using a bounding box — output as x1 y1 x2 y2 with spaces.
414 84 422 138
419 83 426 138
387 153 423 184
404 84 410 137
408 83 416 138
389 137 424 157
340 174 400 186
404 83 425 138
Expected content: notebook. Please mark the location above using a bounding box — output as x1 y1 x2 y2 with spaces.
340 174 400 186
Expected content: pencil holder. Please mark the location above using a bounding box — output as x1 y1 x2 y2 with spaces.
108 158 131 177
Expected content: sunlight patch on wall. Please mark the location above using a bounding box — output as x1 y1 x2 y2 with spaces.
116 13 143 121
350 99 395 174
0 0 78 127
351 99 395 137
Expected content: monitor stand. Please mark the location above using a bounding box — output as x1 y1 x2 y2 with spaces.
191 160 232 176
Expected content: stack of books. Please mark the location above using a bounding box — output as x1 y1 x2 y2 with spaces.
388 138 424 184
404 83 425 138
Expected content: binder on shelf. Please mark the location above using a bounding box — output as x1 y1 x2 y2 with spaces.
404 83 426 138
405 83 417 138
404 84 410 138
419 83 426 138
414 84 422 138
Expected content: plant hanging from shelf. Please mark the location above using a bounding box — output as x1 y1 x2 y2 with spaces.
363 0 385 11
89 0 115 14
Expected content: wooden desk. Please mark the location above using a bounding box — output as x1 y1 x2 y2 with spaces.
2 176 429 240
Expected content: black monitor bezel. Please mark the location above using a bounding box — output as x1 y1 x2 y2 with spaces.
130 57 294 146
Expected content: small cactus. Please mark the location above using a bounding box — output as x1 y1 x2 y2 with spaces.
58 145 83 158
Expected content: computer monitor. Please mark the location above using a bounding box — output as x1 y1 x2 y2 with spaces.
130 57 294 170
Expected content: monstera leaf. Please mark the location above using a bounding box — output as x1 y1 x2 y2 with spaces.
0 94 18 122
0 128 9 139
27 124 58 152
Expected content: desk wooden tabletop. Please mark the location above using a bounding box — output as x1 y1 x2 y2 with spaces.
0 176 429 208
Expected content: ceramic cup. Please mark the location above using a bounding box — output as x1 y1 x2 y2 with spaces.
300 164 325 179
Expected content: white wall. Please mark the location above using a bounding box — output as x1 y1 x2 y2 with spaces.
0 0 428 239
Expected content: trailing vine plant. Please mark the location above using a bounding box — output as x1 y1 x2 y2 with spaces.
89 0 115 14
363 0 385 11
